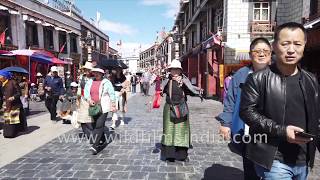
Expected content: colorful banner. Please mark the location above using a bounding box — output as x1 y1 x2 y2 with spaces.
219 64 224 88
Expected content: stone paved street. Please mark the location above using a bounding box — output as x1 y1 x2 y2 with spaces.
0 92 319 180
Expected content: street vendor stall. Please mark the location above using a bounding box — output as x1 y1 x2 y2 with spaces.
1 49 70 82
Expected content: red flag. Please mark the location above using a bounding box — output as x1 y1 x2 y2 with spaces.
209 31 222 45
59 42 66 53
0 29 6 45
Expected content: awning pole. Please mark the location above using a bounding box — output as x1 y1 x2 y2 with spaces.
28 56 31 80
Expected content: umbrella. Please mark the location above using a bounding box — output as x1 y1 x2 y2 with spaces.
10 49 70 80
3 66 29 74
99 59 128 69
10 49 70 64
119 61 128 69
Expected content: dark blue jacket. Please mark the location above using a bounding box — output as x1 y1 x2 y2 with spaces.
218 66 252 135
44 75 65 96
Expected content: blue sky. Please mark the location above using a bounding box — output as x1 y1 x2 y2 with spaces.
76 0 179 57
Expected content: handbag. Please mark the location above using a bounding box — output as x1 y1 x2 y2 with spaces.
77 98 92 123
88 104 102 116
152 91 161 109
168 80 189 123
88 83 103 117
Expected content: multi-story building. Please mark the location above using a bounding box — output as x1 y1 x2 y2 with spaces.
62 0 110 66
301 0 320 81
0 0 82 81
108 46 119 60
138 44 157 71
269 0 320 81
120 56 139 74
155 32 174 69
0 0 111 81
174 0 278 98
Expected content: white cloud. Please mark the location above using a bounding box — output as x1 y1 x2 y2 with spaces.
109 41 152 58
99 19 138 35
141 0 180 19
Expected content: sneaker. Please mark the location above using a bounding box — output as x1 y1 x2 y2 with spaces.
120 120 125 126
90 146 98 155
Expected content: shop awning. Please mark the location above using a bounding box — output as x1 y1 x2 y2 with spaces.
0 50 15 60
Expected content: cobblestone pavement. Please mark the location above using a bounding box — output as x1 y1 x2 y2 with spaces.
0 92 319 180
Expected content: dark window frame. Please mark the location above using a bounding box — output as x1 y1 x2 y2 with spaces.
25 21 38 48
43 26 54 50
70 34 78 53
58 31 67 54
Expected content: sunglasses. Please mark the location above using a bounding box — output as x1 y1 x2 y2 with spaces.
251 49 271 55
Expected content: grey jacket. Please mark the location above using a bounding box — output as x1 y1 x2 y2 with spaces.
162 74 202 97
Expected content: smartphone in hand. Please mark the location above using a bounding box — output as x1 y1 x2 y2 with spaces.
295 132 316 139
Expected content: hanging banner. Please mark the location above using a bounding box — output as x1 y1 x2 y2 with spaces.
219 64 224 88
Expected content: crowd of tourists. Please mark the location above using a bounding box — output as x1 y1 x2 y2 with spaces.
1 22 319 180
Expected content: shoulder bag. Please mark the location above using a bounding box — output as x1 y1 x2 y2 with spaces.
88 83 103 117
168 80 189 123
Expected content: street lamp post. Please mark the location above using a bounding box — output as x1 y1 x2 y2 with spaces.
171 26 186 61
81 31 95 65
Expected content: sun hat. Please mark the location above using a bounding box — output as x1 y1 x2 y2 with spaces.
31 83 35 86
91 67 105 74
70 82 78 87
82 61 93 70
168 60 182 69
50 66 58 72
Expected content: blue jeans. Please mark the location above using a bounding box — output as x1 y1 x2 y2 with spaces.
255 160 308 180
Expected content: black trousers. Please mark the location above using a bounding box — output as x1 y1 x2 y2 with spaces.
92 113 108 146
161 145 188 161
81 123 94 139
45 95 59 120
240 141 260 180
132 85 136 93
143 82 149 96
243 155 260 180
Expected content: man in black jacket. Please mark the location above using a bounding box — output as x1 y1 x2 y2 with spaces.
240 22 320 180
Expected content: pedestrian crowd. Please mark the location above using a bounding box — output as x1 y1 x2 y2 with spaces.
0 21 319 180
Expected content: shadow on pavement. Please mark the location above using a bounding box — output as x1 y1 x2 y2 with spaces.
28 110 46 116
17 125 40 136
202 164 244 180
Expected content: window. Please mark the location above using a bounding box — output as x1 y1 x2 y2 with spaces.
191 0 196 15
25 22 38 47
310 0 318 16
200 21 207 41
58 31 67 54
192 31 196 47
43 27 53 50
70 34 78 53
100 40 104 53
0 13 12 45
253 2 270 21
215 8 223 31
